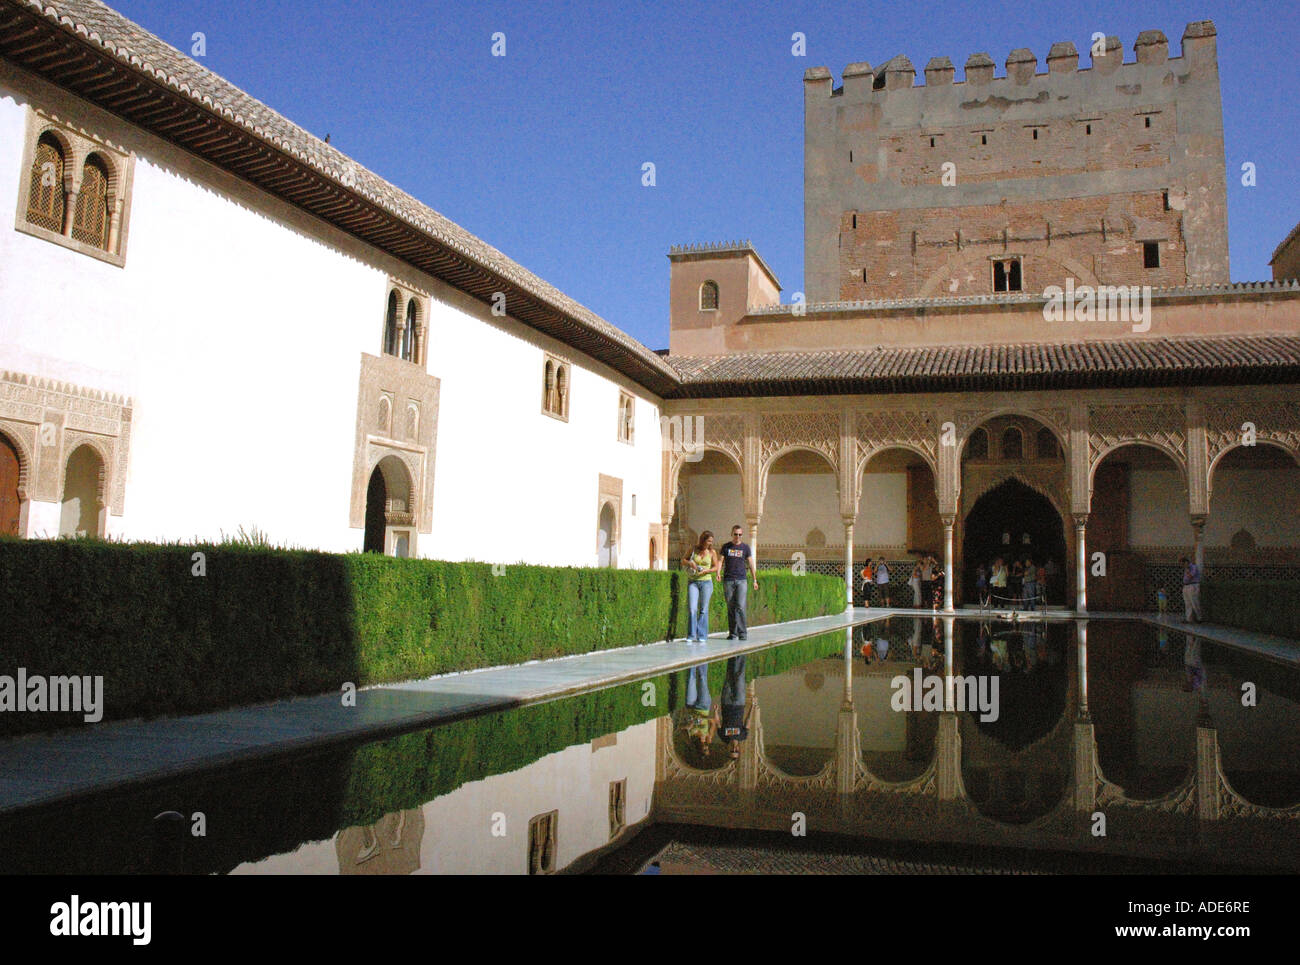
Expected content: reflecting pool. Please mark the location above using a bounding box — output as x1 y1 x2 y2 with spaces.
2 619 1297 874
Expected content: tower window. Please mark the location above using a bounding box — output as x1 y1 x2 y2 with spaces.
1085 123 1092 135
699 280 719 311
861 268 867 282
851 213 857 229
1143 242 1160 269
1162 190 1170 211
981 134 987 146
992 258 1022 293
929 136 935 148
1032 129 1038 140
1144 116 1151 128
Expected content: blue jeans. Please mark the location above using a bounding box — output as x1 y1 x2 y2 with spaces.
723 578 748 638
688 578 713 641
721 655 746 705
686 663 711 711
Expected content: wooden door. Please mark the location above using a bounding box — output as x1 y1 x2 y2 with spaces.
0 436 19 536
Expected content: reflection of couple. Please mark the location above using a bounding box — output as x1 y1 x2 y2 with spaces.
683 655 751 760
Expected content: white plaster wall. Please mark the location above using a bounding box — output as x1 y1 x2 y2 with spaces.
0 77 661 565
1206 467 1300 547
1127 469 1189 547
680 472 743 544
682 470 908 550
230 718 657 874
1128 466 1300 548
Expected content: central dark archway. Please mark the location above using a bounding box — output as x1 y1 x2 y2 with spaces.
962 478 1066 603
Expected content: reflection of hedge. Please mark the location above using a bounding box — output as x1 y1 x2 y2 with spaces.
0 538 844 735
0 627 861 873
1202 581 1300 641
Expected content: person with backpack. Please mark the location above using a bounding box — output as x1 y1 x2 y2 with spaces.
874 556 891 606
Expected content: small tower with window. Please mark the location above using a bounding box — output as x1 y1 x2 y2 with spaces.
667 241 782 355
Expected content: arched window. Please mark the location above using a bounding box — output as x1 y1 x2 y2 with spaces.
967 427 989 459
542 357 569 420
555 366 568 416
401 298 416 361
59 444 105 537
617 392 634 442
383 290 399 356
26 133 65 233
1001 426 1023 460
699 280 719 311
72 154 110 249
1036 427 1059 458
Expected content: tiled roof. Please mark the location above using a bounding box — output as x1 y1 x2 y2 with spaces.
666 334 1300 398
746 279 1300 317
0 0 682 394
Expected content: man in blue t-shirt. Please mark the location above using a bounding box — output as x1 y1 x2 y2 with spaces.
714 654 750 759
721 524 758 640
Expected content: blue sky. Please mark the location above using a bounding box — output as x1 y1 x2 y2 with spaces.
109 0 1297 350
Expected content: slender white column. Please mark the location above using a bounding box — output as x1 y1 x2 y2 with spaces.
1076 619 1089 718
843 519 855 612
1073 514 1088 613
1192 515 1206 570
941 515 955 612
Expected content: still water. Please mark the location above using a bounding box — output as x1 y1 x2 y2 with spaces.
2 619 1297 874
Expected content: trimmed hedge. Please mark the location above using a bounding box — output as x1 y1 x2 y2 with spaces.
1202 581 1300 641
0 538 844 735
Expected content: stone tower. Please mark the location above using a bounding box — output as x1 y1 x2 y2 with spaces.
802 22 1230 304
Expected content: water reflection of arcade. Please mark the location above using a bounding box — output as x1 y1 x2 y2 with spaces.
654 618 1300 869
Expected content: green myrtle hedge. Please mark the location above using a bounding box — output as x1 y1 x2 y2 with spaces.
1202 581 1300 641
0 538 844 735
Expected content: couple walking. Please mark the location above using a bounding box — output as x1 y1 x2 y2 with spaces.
681 525 759 643
683 654 752 760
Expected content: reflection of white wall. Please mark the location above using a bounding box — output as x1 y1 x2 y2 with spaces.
1132 684 1300 771
754 670 906 752
230 718 657 874
1128 470 1187 546
1206 467 1300 546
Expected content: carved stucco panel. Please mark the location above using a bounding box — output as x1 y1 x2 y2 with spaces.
1088 402 1187 473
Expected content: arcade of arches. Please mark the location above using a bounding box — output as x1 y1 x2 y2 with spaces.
662 392 1300 611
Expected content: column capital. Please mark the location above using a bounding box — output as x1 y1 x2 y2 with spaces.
1071 513 1089 529
939 513 956 528
1190 513 1208 530
841 514 857 529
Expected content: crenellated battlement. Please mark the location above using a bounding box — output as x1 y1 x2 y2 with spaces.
804 21 1216 96
668 240 755 257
